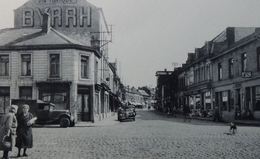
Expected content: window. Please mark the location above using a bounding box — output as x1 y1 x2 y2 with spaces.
229 91 234 111
95 61 98 83
19 87 32 100
21 54 31 76
221 91 228 111
229 58 234 78
218 63 222 80
257 48 260 71
0 55 9 76
253 86 260 111
49 54 60 77
81 56 89 78
241 53 247 72
0 87 10 113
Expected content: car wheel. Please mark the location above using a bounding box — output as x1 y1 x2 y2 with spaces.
60 117 70 128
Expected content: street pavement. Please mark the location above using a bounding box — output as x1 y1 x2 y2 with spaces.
2 110 260 159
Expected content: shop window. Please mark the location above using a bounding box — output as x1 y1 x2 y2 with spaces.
229 58 234 78
257 48 260 71
19 87 32 100
229 91 234 111
241 53 247 72
81 56 89 78
254 86 260 111
0 87 10 113
21 54 31 76
0 55 9 76
42 93 51 102
49 54 60 77
218 63 222 80
221 91 228 111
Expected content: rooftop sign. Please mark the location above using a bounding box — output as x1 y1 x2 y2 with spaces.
37 0 77 4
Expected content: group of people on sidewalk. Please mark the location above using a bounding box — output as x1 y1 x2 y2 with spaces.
0 104 34 159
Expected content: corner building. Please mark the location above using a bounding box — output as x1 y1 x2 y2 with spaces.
0 0 113 122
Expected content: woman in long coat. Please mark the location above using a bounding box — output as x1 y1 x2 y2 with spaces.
0 105 18 159
15 104 34 157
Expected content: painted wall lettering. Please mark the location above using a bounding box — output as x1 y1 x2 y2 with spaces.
23 7 92 28
65 8 77 27
80 7 91 27
52 7 62 27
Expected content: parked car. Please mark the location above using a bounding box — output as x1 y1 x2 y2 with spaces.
36 102 75 128
12 99 75 128
118 106 136 122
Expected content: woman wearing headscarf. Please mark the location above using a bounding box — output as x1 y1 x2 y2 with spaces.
0 105 18 159
15 104 34 157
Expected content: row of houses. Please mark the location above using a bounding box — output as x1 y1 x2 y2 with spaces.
125 86 155 109
0 0 124 122
156 27 260 122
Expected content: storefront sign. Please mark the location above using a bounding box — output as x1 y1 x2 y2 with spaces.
222 96 228 102
241 71 252 78
205 99 211 103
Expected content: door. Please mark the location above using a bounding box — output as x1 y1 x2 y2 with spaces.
77 94 90 121
235 89 241 119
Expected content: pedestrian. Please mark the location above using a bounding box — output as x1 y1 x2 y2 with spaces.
0 105 18 159
183 105 191 122
15 104 35 157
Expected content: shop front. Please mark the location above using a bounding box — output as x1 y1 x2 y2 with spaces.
37 82 71 110
0 87 10 114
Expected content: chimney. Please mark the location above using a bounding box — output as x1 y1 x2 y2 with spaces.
226 27 235 47
42 12 51 33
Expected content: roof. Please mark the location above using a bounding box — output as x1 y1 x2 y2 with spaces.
0 28 83 46
138 90 150 97
0 27 101 58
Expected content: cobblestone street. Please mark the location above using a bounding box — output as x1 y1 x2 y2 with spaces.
2 110 260 159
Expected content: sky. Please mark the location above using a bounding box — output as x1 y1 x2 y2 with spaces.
1 0 260 87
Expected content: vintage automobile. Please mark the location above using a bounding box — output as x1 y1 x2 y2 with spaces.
118 106 136 122
12 99 75 128
36 102 75 128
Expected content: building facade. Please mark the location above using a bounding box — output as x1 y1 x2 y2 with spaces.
156 27 260 121
0 0 122 123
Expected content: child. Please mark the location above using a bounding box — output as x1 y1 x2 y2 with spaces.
230 122 237 135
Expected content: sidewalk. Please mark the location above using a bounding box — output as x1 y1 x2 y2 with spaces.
76 114 118 127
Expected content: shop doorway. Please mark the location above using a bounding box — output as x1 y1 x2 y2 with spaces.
77 94 90 121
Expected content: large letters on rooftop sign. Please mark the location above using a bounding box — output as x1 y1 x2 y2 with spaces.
22 6 92 28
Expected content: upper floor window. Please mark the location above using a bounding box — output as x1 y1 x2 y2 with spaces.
241 53 247 72
81 56 89 78
218 63 222 80
257 48 260 71
229 58 234 78
21 54 31 76
49 54 60 77
95 61 98 83
206 65 210 80
0 55 9 76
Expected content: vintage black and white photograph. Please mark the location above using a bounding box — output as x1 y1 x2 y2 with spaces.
0 0 260 158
